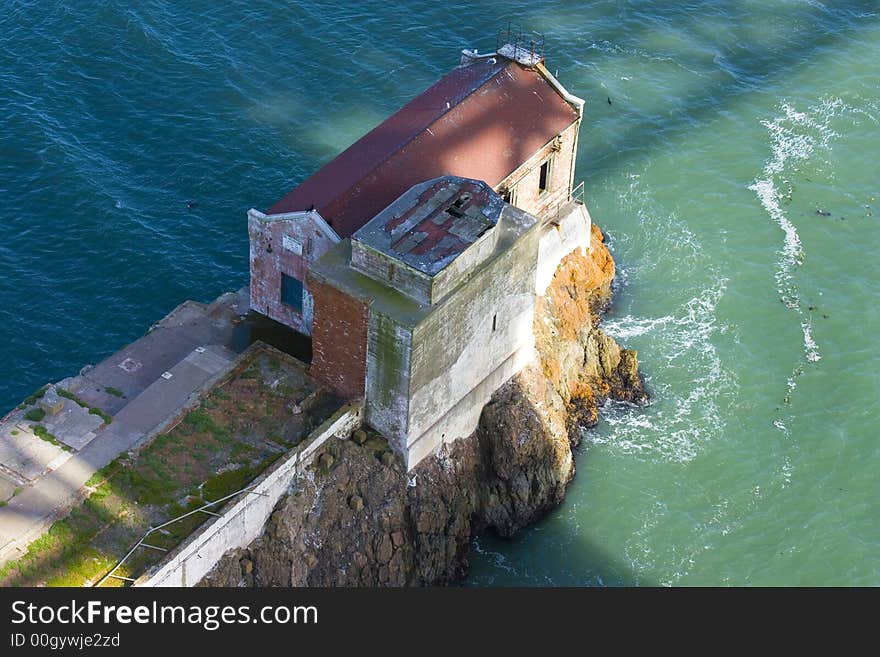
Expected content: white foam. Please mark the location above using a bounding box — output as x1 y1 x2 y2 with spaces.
748 98 847 410
593 278 735 464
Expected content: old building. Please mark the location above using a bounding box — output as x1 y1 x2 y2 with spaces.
249 43 584 335
249 42 593 468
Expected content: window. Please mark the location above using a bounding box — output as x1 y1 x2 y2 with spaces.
492 314 497 332
539 158 553 195
282 234 302 255
281 273 304 311
501 186 516 205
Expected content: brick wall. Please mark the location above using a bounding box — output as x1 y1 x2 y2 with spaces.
248 210 338 336
309 278 370 400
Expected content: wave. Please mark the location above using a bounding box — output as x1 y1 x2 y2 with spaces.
748 97 851 427
595 278 735 464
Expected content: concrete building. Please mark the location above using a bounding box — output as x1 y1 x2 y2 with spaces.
249 43 584 335
249 42 592 469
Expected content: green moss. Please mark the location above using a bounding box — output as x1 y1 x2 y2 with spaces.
10 429 19 436
105 387 124 398
30 424 69 451
201 466 258 501
112 467 171 507
231 441 254 460
183 408 218 434
371 312 409 409
21 385 49 408
57 388 112 424
12 488 22 497
24 407 46 422
89 407 113 424
57 388 88 408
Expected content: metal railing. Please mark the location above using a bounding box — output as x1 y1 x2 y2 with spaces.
543 180 585 226
496 22 545 64
93 484 268 587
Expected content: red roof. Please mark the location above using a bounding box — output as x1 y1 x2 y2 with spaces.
267 57 579 238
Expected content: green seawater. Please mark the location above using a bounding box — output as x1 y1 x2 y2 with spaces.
1 1 877 585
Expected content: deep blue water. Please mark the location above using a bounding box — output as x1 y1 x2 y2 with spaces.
2 1 878 585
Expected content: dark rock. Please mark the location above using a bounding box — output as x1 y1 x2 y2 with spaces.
200 224 647 587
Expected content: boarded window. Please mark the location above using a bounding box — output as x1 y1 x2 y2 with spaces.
282 234 302 255
539 158 552 194
281 273 304 311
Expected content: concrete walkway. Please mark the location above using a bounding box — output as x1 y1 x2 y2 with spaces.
0 291 250 566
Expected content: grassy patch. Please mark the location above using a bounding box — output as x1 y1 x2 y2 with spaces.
1 348 336 588
10 429 19 436
57 388 113 424
20 385 48 408
89 407 113 424
57 388 89 408
230 441 254 460
24 407 46 422
30 424 70 451
13 488 22 497
105 387 124 398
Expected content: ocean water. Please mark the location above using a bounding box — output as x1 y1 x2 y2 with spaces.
1 1 877 585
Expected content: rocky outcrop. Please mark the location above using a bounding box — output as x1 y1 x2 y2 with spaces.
200 223 646 587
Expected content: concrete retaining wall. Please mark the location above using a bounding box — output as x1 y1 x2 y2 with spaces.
135 401 363 587
535 202 592 296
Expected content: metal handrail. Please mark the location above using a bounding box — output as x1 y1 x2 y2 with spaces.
543 180 585 226
496 21 545 63
93 484 267 587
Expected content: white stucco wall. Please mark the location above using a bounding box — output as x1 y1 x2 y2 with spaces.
535 202 592 296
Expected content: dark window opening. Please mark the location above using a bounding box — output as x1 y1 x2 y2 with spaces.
539 159 552 194
492 314 497 332
446 192 472 218
281 273 304 311
501 187 515 205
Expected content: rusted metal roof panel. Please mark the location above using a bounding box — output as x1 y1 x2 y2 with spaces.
267 58 578 238
353 177 504 276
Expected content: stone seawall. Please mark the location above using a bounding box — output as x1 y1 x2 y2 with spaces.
201 223 647 587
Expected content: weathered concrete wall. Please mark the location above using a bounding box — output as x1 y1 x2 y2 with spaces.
496 120 580 219
135 402 363 587
248 209 339 335
309 278 370 401
405 220 542 459
363 310 413 455
351 241 433 305
405 342 534 468
536 202 593 296
428 227 499 304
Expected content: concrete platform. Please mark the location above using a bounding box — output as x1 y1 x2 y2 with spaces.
0 418 70 485
0 476 17 503
62 288 250 416
0 286 330 566
37 389 105 451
